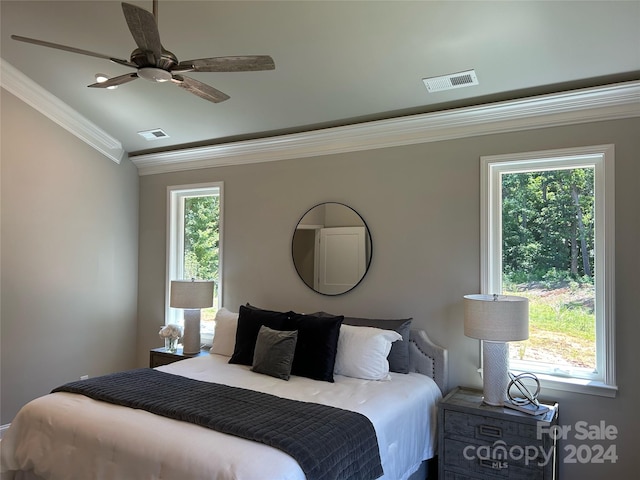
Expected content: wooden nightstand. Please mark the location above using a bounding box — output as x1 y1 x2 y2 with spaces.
438 386 559 480
149 346 209 367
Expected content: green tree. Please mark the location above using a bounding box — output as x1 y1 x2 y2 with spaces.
183 195 219 283
501 167 594 284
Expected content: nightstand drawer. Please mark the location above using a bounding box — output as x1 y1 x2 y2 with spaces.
445 410 541 444
444 471 482 480
443 471 489 480
443 438 550 479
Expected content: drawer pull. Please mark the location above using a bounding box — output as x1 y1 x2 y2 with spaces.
479 458 508 470
478 424 503 438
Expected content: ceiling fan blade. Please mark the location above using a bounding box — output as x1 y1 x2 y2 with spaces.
171 75 230 103
11 35 137 68
175 55 276 73
121 2 162 63
88 72 139 88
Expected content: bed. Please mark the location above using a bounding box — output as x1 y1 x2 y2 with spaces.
1 307 448 480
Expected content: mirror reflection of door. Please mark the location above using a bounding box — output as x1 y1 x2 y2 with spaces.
317 226 366 294
292 203 372 295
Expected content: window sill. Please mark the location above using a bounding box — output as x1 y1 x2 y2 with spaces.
513 370 618 398
201 332 214 348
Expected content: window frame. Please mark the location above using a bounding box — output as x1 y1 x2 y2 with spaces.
480 145 616 397
166 182 224 344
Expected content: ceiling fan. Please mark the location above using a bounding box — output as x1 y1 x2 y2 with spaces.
11 0 275 103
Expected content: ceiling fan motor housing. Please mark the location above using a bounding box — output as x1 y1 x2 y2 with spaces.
130 47 177 69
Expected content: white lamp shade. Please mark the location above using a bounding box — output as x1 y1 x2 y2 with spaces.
170 280 214 309
464 294 529 342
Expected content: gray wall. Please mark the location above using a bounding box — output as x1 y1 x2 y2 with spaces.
138 117 640 479
0 90 139 424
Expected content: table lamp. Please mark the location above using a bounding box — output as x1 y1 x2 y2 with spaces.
463 294 529 406
170 279 214 354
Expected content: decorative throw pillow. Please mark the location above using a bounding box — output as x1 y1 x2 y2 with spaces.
251 326 298 380
313 312 413 374
287 313 344 383
209 308 239 357
334 324 403 380
228 305 293 366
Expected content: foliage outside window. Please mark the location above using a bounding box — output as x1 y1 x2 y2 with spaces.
167 183 223 342
481 146 616 396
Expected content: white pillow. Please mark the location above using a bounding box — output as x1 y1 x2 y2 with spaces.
209 308 239 357
334 324 403 380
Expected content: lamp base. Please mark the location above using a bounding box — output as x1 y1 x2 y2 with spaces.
182 309 201 355
482 341 509 406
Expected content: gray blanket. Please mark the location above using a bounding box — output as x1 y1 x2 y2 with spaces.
52 368 383 480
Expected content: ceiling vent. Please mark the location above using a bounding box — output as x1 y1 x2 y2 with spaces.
137 128 169 141
422 69 479 93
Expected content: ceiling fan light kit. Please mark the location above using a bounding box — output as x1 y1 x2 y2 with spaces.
95 73 118 89
137 67 172 83
11 0 275 104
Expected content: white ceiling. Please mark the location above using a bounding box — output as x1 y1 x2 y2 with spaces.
2 0 639 157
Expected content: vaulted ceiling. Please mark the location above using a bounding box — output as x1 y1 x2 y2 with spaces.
2 1 639 160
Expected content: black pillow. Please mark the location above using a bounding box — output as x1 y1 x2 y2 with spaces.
229 305 293 366
287 313 344 382
251 326 298 381
313 311 412 374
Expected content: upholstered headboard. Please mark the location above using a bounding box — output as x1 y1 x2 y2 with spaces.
408 329 448 395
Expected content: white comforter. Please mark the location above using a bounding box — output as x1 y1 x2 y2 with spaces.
1 353 441 480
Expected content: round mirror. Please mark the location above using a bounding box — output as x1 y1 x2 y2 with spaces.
292 202 372 295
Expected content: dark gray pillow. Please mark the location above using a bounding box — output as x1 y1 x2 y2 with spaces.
313 312 412 374
251 326 298 380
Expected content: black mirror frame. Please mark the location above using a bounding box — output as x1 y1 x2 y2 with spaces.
291 202 373 296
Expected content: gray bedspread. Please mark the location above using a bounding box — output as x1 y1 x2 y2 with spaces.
52 368 383 480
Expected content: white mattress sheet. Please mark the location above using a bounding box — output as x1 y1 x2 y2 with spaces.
1 353 441 480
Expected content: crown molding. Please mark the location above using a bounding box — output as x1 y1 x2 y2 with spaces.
0 59 124 164
131 80 640 175
2 54 637 174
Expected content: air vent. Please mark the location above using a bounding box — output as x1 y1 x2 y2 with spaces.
422 69 479 93
137 128 169 141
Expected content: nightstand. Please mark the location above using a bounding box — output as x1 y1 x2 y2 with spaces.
438 386 559 480
149 346 209 367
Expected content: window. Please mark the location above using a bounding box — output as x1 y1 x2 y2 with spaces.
167 183 223 344
481 145 616 397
